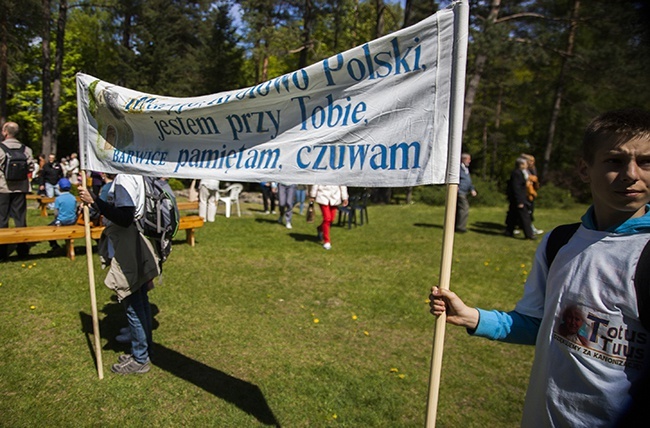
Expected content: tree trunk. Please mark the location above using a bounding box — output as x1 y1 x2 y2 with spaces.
41 0 53 156
462 0 501 133
0 10 8 125
492 86 503 179
333 0 342 51
298 0 313 69
481 122 488 180
374 0 385 38
51 0 67 156
541 0 580 180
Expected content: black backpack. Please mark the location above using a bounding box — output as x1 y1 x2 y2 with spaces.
136 176 180 265
546 223 650 331
0 142 29 181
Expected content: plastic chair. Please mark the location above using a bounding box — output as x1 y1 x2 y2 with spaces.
216 183 243 218
352 192 370 225
337 195 359 229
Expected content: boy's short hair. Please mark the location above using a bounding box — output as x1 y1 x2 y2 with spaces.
582 108 650 164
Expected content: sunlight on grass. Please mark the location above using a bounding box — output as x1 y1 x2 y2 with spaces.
0 201 587 426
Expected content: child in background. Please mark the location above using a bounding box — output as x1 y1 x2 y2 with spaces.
430 109 650 426
48 178 78 252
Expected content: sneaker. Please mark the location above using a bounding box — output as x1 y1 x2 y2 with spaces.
111 357 150 375
323 242 332 250
533 228 544 235
264 210 270 214
116 332 132 343
286 222 292 230
513 230 521 235
317 228 324 243
271 210 277 214
118 354 133 363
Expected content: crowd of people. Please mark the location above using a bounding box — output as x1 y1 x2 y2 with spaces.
196 181 348 250
456 151 543 238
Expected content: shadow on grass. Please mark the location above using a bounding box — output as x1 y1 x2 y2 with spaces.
288 232 321 243
153 343 281 427
254 218 282 225
79 304 280 427
470 221 506 236
413 223 442 228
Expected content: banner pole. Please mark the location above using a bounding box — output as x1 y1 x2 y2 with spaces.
425 183 458 426
82 170 104 379
425 1 469 426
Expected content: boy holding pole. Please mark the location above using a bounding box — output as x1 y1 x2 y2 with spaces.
430 109 650 426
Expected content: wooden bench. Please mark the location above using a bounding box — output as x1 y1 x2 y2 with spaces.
26 194 54 217
0 215 204 260
177 201 199 211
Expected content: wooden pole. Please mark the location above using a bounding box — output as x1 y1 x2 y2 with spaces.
425 183 457 426
82 170 103 379
425 1 469 425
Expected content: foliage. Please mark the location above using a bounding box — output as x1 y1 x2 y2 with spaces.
412 176 508 207
535 181 577 209
0 199 588 426
2 0 649 193
166 177 184 191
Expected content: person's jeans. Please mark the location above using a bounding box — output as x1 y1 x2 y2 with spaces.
122 282 153 363
295 189 306 214
261 186 276 212
44 182 60 209
278 184 296 224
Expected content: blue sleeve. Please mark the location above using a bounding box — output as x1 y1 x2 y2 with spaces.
469 309 541 345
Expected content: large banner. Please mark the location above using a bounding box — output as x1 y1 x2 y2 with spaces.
77 3 463 187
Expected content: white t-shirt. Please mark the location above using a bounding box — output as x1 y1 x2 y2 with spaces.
516 226 650 427
199 179 220 190
106 174 145 220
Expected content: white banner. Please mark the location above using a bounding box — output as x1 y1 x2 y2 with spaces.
77 3 463 187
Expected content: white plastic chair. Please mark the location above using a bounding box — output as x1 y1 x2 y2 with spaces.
217 183 243 218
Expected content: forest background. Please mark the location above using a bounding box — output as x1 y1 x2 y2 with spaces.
1 0 649 201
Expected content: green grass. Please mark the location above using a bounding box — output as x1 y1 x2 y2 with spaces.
0 200 587 427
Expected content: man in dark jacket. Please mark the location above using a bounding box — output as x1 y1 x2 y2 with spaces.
0 122 35 260
39 153 64 208
504 157 535 239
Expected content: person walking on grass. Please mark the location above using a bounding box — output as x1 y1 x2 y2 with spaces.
504 157 535 240
455 152 477 233
79 174 160 375
430 108 650 426
277 183 297 229
309 185 348 250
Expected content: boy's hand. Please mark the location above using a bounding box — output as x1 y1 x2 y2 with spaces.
429 287 480 330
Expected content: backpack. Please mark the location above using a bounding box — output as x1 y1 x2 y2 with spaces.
136 176 180 265
0 142 29 181
546 223 650 331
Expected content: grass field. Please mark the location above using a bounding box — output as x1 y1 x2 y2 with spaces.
0 198 587 427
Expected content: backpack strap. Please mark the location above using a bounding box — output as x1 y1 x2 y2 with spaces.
545 222 581 268
634 238 650 331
